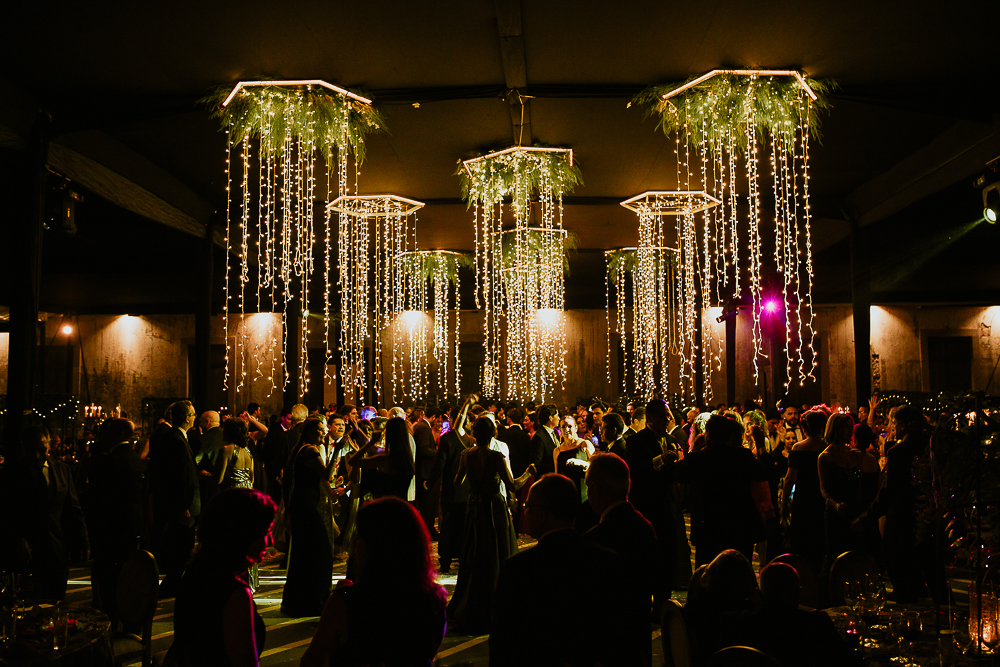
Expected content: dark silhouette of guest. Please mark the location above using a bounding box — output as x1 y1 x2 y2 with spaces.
527 404 559 476
0 425 89 601
425 395 475 573
601 412 628 457
853 404 948 603
148 400 200 599
625 398 678 607
349 416 415 500
300 498 448 667
167 488 274 667
676 415 767 566
781 409 829 578
741 562 859 667
448 416 533 634
683 549 760 665
490 474 637 666
88 418 146 626
281 418 342 617
583 453 658 666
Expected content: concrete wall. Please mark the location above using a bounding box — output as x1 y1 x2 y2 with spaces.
4 304 1000 421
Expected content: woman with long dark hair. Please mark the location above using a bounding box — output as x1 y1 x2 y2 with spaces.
348 416 415 500
781 409 828 577
168 488 275 667
281 418 340 617
447 415 534 634
300 498 448 667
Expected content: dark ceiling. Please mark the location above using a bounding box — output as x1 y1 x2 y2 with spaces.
2 0 999 311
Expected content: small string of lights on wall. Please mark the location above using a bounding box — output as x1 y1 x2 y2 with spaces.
205 79 385 400
634 69 833 391
458 147 582 402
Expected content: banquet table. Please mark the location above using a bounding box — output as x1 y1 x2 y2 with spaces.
0 603 113 667
826 602 984 666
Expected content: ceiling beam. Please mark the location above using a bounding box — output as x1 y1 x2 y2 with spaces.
46 130 224 245
845 119 1000 226
495 0 531 146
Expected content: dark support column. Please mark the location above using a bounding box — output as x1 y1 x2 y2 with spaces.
193 221 215 410
3 113 49 448
849 216 872 408
283 300 302 408
726 314 737 407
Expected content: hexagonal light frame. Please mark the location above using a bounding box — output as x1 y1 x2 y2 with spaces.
619 191 721 216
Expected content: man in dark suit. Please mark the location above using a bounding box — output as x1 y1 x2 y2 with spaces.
193 410 224 510
148 400 200 598
527 404 559 476
500 407 531 477
413 405 441 537
584 453 659 665
490 474 639 666
625 399 678 609
675 414 766 566
601 413 628 457
0 426 89 601
625 406 646 441
426 396 474 572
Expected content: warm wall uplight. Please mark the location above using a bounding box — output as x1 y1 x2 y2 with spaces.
400 310 424 327
708 307 724 320
535 309 562 327
61 325 73 335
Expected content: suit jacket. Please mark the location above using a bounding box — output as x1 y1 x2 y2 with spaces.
584 501 659 666
0 455 89 572
606 436 627 458
675 443 767 546
149 427 201 519
412 419 438 481
490 529 640 666
193 426 224 473
501 424 531 477
528 427 557 476
624 427 674 528
426 429 469 505
89 442 146 556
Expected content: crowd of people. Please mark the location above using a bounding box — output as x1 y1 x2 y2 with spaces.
0 389 950 666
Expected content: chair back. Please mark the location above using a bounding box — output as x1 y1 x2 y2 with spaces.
660 599 691 667
117 550 160 666
710 645 779 666
828 550 878 606
768 554 820 609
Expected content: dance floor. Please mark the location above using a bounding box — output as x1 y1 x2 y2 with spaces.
60 515 975 666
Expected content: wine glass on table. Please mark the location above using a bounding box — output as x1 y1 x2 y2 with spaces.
903 610 923 660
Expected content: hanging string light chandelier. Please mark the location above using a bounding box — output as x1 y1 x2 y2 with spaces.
609 192 721 402
634 70 832 390
390 250 473 404
458 147 582 401
326 195 424 403
206 79 384 399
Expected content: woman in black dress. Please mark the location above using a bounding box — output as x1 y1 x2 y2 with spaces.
781 410 828 578
349 416 414 501
168 488 274 667
300 497 448 667
818 413 879 587
281 418 342 617
553 414 595 503
448 416 534 634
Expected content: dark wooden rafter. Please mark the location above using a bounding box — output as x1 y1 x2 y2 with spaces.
495 0 532 146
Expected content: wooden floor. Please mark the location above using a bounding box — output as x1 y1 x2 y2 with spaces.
61 515 973 666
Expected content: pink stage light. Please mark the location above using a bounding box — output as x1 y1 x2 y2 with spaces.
763 300 780 314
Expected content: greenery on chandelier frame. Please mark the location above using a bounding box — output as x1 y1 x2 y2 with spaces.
500 230 579 274
632 72 835 152
605 248 677 285
398 251 474 285
456 146 583 209
203 82 386 164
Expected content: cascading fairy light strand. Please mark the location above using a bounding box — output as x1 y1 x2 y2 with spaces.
458 147 580 402
206 80 384 403
633 69 832 393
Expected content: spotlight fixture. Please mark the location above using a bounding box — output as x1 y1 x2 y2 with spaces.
61 324 73 335
983 181 999 224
